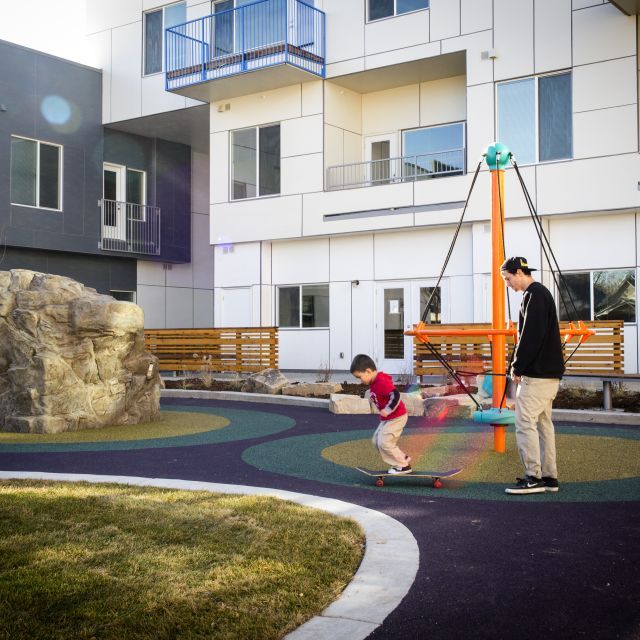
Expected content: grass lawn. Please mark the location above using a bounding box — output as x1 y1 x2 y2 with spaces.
0 481 364 640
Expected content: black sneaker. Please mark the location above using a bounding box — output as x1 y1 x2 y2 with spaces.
505 476 546 495
388 465 413 475
542 477 559 493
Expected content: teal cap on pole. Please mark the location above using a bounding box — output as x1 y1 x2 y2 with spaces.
484 142 511 171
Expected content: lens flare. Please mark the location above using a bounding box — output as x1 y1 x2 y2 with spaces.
40 95 71 125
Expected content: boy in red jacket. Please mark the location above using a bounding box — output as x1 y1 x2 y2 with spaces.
350 354 412 475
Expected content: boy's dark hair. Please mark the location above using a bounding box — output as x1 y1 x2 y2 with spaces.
350 354 377 374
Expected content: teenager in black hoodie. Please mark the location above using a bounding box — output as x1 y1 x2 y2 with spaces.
501 257 564 495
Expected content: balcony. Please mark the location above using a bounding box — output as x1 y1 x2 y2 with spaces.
326 149 465 191
165 0 325 102
100 200 161 256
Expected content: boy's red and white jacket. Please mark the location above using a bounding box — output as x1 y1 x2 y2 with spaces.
369 371 407 421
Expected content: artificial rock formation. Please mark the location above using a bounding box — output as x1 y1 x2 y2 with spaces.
0 270 161 433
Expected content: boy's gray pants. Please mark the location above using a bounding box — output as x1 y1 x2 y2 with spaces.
515 376 560 479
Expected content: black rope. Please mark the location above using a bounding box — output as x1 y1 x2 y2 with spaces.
421 157 484 324
510 158 580 322
423 341 482 410
511 157 589 366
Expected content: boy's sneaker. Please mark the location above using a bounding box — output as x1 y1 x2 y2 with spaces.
542 477 559 492
388 465 413 475
505 476 546 494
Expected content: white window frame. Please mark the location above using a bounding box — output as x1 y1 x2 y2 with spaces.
102 164 147 204
230 123 281 201
496 70 573 167
401 121 467 176
367 0 429 23
276 284 330 330
557 268 637 325
143 1 187 77
110 290 137 303
10 135 63 212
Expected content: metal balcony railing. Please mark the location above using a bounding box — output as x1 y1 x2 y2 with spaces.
326 149 466 191
165 0 325 92
100 199 161 256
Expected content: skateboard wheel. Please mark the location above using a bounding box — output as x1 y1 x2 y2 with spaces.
433 479 443 489
375 479 384 487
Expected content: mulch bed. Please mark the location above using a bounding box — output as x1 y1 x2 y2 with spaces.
165 377 639 412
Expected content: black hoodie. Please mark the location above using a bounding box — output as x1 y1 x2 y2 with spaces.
512 281 565 379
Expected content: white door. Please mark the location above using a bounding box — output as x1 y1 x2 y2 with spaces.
221 287 252 327
375 282 413 374
103 163 127 242
365 134 398 186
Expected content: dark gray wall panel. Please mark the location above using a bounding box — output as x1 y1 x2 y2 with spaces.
0 247 136 294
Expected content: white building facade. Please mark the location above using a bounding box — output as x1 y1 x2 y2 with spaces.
87 0 640 374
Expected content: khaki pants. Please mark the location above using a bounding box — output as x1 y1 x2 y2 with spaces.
515 376 560 479
372 414 409 468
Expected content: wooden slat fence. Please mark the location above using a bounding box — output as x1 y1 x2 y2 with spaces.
414 320 623 377
144 327 278 373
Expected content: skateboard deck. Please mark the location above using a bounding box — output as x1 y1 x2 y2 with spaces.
355 466 462 488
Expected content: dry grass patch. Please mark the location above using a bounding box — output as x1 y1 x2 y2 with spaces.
0 481 364 640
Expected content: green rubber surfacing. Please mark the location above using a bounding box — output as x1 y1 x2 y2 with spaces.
242 424 640 503
0 406 295 453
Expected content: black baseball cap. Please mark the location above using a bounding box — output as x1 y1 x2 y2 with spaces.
500 256 537 272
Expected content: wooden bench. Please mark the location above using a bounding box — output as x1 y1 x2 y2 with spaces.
144 327 278 373
414 321 629 408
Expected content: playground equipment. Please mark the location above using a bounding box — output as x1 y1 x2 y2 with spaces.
405 142 594 453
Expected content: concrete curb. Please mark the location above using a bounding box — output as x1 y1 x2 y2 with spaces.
552 408 640 425
161 389 640 424
0 471 419 640
162 388 330 409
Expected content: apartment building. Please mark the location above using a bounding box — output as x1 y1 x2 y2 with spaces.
0 37 192 302
85 1 640 373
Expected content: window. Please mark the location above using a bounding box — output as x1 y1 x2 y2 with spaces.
144 1 186 75
231 124 280 199
110 290 136 303
368 0 428 21
278 284 329 328
419 286 441 324
402 122 465 179
11 136 62 210
213 0 294 55
126 169 147 221
559 269 636 324
497 72 572 164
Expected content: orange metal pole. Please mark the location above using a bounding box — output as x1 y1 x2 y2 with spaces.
491 169 507 453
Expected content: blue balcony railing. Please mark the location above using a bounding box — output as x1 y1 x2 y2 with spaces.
165 0 325 93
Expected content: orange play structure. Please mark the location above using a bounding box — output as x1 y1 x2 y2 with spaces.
405 142 593 453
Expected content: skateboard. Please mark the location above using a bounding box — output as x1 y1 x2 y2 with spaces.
355 466 462 489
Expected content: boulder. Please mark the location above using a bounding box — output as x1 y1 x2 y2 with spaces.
241 368 290 394
400 392 425 416
329 393 373 414
422 383 478 398
282 382 343 397
423 394 480 420
0 270 160 433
